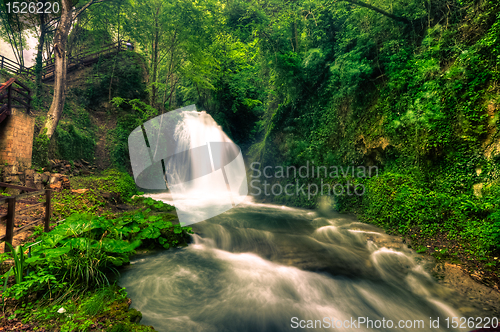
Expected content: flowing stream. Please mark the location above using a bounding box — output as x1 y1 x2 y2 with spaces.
119 196 482 332
122 109 489 331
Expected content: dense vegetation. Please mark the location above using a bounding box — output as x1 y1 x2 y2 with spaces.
1 0 500 328
240 0 500 278
0 172 192 330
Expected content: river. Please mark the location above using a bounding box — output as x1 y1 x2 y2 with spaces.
118 195 493 332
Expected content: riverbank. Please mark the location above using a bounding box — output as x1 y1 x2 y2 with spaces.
0 171 191 331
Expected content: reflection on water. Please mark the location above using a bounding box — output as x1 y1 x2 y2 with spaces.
120 196 473 332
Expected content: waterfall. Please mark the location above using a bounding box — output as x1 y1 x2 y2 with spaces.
128 105 248 226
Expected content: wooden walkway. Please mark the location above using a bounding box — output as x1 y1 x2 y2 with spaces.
0 41 128 82
0 41 127 123
38 41 128 82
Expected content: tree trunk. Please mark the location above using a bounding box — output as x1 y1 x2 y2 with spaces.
43 0 73 139
35 4 47 95
292 21 299 52
151 7 160 108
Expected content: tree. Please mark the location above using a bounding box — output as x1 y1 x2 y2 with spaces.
123 0 214 110
0 1 29 67
43 0 108 139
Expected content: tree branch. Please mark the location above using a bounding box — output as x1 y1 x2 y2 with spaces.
43 0 109 31
341 0 410 24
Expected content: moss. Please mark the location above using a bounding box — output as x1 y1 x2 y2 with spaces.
98 298 154 332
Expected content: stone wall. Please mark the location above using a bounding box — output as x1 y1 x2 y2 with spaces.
0 107 35 167
0 163 70 195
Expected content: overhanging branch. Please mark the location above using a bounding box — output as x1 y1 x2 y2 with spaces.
340 0 410 24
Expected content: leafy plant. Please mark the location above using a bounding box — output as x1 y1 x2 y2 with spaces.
5 243 27 285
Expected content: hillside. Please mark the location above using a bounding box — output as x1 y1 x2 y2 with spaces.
247 0 500 287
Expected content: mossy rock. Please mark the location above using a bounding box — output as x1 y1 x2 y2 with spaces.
97 298 155 331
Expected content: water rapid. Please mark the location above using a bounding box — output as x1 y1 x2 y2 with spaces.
120 198 477 332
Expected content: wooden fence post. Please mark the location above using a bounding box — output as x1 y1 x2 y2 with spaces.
4 197 15 252
44 189 51 233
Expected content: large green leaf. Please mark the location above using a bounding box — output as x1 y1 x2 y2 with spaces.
138 227 161 239
102 239 141 254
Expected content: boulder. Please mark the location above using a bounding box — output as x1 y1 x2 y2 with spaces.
42 172 51 183
101 191 122 204
49 174 61 184
24 169 36 189
24 169 34 177
5 188 21 195
61 176 71 189
49 173 65 192
34 173 43 190
49 181 62 191
2 165 17 182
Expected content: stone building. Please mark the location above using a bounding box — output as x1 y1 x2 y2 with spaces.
0 107 35 167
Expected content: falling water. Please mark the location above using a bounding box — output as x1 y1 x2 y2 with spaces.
129 107 247 226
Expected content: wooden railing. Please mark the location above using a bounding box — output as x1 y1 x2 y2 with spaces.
35 41 128 81
0 183 51 252
0 77 32 124
1 41 128 82
0 55 33 77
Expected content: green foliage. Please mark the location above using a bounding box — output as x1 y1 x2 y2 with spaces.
55 122 96 162
4 243 27 285
134 196 175 212
52 189 107 220
1 210 191 302
13 284 154 332
32 128 50 168
107 100 159 169
80 287 118 317
84 52 147 105
101 169 138 201
247 0 500 268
